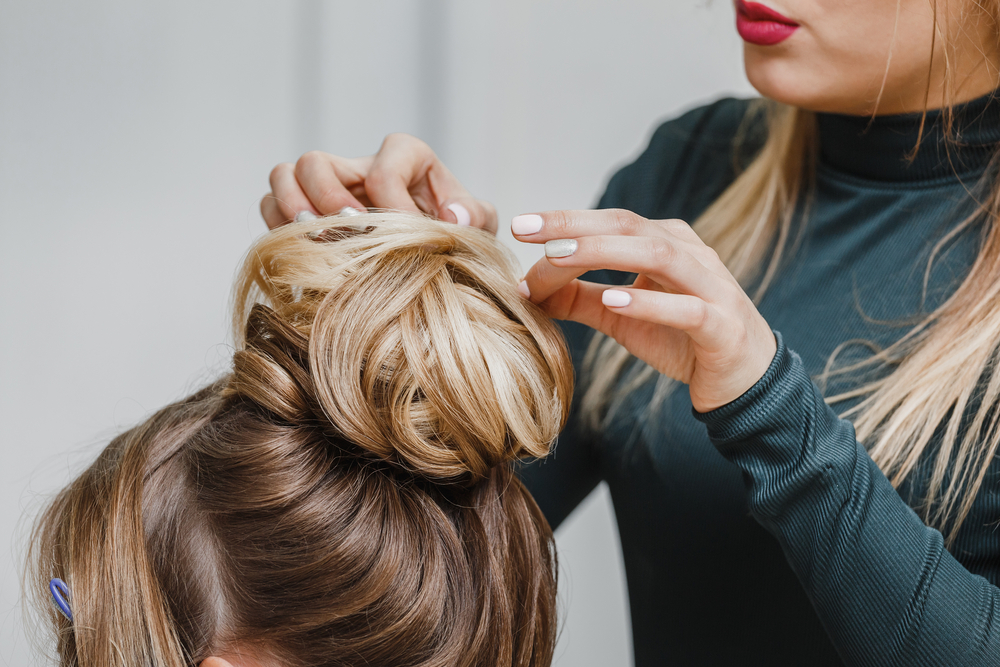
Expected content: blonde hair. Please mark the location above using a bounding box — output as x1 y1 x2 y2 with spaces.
583 4 1000 543
29 212 573 666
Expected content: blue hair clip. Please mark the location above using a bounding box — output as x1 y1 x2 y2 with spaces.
49 578 72 622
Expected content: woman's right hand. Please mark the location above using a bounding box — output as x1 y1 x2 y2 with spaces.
261 133 498 235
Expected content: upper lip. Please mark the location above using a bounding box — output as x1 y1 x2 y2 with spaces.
736 0 799 25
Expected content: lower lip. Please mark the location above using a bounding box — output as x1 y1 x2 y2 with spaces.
736 10 798 46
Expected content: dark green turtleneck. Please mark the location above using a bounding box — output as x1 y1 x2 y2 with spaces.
520 95 1000 666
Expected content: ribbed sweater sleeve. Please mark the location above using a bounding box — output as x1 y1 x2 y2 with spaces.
694 332 1000 666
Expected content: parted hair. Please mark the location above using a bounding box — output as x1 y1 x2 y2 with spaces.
29 212 573 667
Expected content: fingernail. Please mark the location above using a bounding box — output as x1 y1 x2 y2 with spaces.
517 280 531 299
448 202 471 226
511 214 543 236
337 206 362 217
602 289 632 308
295 210 317 222
544 239 577 258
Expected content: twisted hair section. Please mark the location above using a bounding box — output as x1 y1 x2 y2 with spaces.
232 214 571 482
30 211 572 667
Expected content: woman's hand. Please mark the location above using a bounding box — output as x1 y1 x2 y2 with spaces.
514 208 777 413
261 133 498 234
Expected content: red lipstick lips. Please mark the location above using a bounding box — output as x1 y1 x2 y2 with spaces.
735 0 799 46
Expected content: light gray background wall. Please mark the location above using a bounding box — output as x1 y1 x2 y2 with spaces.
0 2 754 665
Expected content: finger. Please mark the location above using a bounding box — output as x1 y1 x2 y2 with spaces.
539 235 731 303
335 155 374 203
439 197 498 235
511 208 692 244
537 279 619 330
518 234 705 306
536 281 672 354
631 273 660 291
599 287 725 350
664 219 705 246
366 135 498 231
518 252 592 305
652 224 733 282
512 208 733 278
294 151 368 215
364 134 438 213
268 163 317 226
421 160 495 231
260 193 289 230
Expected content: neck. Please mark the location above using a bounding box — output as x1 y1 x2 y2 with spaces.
816 88 1000 182
873 9 1000 117
871 62 1000 117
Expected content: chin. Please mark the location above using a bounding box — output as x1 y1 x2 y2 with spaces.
743 46 872 116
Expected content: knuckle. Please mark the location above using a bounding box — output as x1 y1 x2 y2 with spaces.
691 300 709 329
697 245 723 268
609 209 642 236
296 150 327 171
587 235 608 258
269 162 292 182
731 320 751 351
301 149 326 160
649 237 675 265
383 132 429 153
544 209 572 235
383 132 409 144
723 280 747 306
662 218 689 234
364 165 392 190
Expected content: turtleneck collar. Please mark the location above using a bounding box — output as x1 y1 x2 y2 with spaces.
816 90 1000 182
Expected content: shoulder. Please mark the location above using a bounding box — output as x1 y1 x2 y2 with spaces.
598 97 764 221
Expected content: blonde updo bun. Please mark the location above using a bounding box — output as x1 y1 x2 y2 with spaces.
228 211 573 482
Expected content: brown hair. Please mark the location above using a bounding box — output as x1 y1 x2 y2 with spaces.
29 212 573 667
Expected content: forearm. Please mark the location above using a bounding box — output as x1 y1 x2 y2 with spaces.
695 332 1000 666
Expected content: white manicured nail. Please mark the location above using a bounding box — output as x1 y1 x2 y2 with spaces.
517 280 531 299
448 202 471 226
337 206 362 217
295 210 317 222
544 239 577 258
602 289 631 308
511 214 543 235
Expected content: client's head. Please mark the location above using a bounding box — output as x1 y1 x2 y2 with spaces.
29 212 573 667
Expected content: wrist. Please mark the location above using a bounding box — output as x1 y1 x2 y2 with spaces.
691 329 779 413
692 331 801 440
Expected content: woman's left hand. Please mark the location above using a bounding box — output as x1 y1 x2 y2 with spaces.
514 209 777 413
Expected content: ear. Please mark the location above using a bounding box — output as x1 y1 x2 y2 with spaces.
200 659 236 667
201 656 268 667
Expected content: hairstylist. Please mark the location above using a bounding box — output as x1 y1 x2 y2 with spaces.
262 1 1000 664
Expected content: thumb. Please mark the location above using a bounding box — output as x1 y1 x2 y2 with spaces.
437 197 499 236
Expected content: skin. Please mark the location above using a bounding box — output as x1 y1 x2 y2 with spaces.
202 658 238 667
262 1 1000 417
202 657 256 667
242 0 1000 658
201 653 273 667
261 134 498 234
744 0 1000 115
